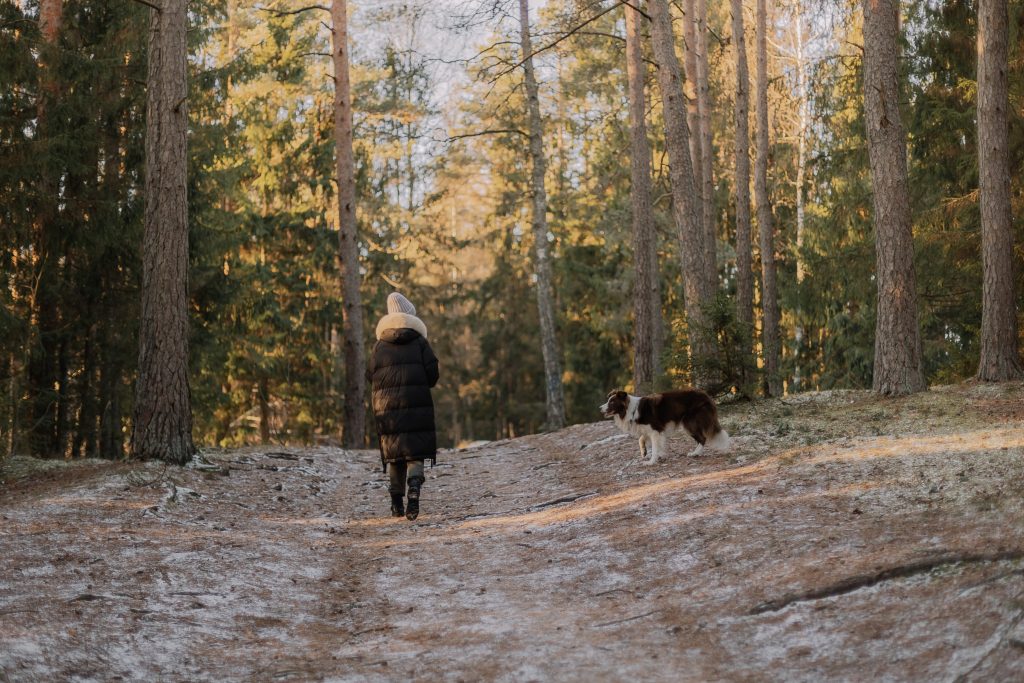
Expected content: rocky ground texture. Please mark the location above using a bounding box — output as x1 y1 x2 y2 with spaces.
2 382 1023 682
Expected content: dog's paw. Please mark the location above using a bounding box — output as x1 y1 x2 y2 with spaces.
644 456 660 465
688 444 705 457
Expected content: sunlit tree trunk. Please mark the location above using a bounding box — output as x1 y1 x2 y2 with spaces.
518 0 566 429
132 0 195 464
331 0 367 446
731 0 755 387
976 0 1023 381
625 0 661 394
793 0 808 392
696 0 717 293
862 0 925 395
755 0 782 397
649 0 714 385
683 0 704 234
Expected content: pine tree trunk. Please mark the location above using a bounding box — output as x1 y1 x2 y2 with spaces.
976 0 1023 381
331 0 367 446
625 0 662 395
518 0 565 429
683 0 704 233
649 0 714 386
697 0 717 293
731 0 755 374
793 1 808 392
862 0 926 395
755 0 782 397
27 0 64 457
131 0 195 464
258 377 271 444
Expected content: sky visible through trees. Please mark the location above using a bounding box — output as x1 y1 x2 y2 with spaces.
1 0 1021 458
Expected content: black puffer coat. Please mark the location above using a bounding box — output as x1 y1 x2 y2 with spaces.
368 317 439 470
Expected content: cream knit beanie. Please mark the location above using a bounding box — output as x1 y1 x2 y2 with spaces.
387 292 416 316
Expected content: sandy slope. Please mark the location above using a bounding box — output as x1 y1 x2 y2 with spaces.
2 383 1023 682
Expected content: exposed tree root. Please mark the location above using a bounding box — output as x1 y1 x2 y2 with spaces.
530 491 598 511
750 550 1024 615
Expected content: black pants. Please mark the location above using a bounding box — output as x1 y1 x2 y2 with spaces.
387 460 424 497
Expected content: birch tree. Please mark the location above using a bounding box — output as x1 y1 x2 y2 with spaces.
518 0 565 429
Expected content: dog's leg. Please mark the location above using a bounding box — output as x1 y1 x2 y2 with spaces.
646 432 664 465
638 435 649 460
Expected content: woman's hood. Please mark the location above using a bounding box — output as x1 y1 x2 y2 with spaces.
375 312 428 341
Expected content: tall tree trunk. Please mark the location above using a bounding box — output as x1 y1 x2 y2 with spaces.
697 0 717 292
793 0 808 392
862 0 925 395
258 377 271 444
649 0 714 385
731 0 755 387
683 0 704 231
330 0 367 447
131 0 195 464
976 0 1023 381
27 0 64 457
625 0 662 394
755 0 782 397
518 0 566 429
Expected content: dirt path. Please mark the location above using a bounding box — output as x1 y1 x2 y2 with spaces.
2 384 1024 681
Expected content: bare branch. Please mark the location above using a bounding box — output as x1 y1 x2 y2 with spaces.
257 4 330 17
446 128 528 142
489 1 624 83
128 0 162 12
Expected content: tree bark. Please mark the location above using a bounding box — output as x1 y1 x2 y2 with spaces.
755 0 782 397
27 0 64 457
862 0 926 395
793 0 808 392
518 0 566 429
731 0 755 384
696 0 717 293
648 0 714 385
683 0 704 235
131 0 195 464
625 0 662 395
976 0 1023 381
330 0 367 446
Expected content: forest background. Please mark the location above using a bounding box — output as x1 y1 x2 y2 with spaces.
1 0 1021 457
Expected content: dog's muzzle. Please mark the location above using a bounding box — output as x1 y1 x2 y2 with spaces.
599 402 613 418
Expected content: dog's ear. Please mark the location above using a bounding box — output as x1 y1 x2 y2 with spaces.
616 390 628 400
606 389 618 399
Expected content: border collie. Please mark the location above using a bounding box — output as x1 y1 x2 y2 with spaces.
599 389 731 464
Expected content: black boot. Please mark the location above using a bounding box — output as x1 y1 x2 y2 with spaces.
405 488 420 521
390 493 405 518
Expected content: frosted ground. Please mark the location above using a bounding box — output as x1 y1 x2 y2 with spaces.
2 382 1023 681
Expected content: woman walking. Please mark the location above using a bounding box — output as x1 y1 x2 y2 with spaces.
367 293 439 520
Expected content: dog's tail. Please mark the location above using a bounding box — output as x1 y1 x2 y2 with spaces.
701 401 732 451
707 426 732 451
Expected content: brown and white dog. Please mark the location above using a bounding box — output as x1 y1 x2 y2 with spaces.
599 389 731 464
